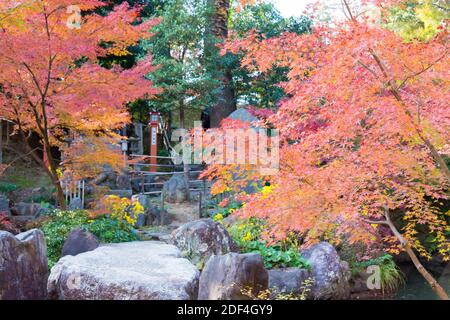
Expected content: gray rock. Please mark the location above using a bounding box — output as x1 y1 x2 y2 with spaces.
48 241 200 300
0 229 48 299
131 195 170 227
350 271 371 294
61 228 100 258
131 194 150 208
68 198 83 210
131 175 155 193
0 194 10 216
146 205 170 226
92 170 117 190
268 268 312 297
105 189 133 198
162 174 190 204
227 108 258 123
116 174 132 190
198 253 268 300
133 212 147 228
170 219 238 269
11 202 44 217
302 242 351 300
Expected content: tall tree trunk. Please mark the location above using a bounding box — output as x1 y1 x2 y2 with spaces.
206 0 236 128
179 101 190 200
17 129 67 210
367 208 449 300
0 121 3 164
43 141 67 210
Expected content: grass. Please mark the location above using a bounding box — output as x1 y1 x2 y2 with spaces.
0 161 52 190
352 253 406 294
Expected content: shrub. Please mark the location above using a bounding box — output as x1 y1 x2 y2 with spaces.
351 253 405 294
98 195 144 226
211 198 243 221
242 278 315 300
0 182 17 193
41 210 138 269
0 211 19 234
40 210 90 268
87 216 138 243
228 218 309 269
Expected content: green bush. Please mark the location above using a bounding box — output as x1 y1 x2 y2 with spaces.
351 253 405 294
211 199 243 221
87 216 138 243
228 218 309 269
41 210 138 269
0 182 17 193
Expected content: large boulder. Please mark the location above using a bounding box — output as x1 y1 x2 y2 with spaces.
146 205 171 226
162 174 190 204
170 219 238 269
48 241 200 300
11 202 44 217
131 195 170 227
116 173 132 190
61 228 100 258
68 198 83 210
198 253 268 300
302 242 351 300
0 229 48 300
268 268 312 297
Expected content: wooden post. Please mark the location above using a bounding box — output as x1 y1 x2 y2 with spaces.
6 121 9 145
137 123 144 155
160 191 165 226
203 179 207 197
199 192 203 219
149 112 160 173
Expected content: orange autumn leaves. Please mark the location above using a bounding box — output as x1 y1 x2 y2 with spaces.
213 0 449 259
0 1 160 180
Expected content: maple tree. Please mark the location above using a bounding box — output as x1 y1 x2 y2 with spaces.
0 0 159 208
207 0 450 299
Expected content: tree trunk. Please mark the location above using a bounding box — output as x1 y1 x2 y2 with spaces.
403 244 449 300
179 102 191 200
0 121 3 164
378 210 449 300
17 129 67 210
43 143 67 210
206 0 236 128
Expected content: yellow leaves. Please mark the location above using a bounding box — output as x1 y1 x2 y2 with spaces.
361 206 369 216
101 195 144 226
389 0 448 41
242 231 252 242
260 185 276 199
414 1 446 39
0 0 40 29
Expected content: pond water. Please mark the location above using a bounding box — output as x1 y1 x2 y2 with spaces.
395 265 450 300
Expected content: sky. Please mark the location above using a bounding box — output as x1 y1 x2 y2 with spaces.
271 0 345 19
271 0 317 17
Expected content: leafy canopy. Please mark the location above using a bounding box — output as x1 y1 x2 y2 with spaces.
211 0 450 260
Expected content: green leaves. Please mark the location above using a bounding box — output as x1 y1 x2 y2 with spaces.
41 210 138 269
228 218 310 269
386 0 449 41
